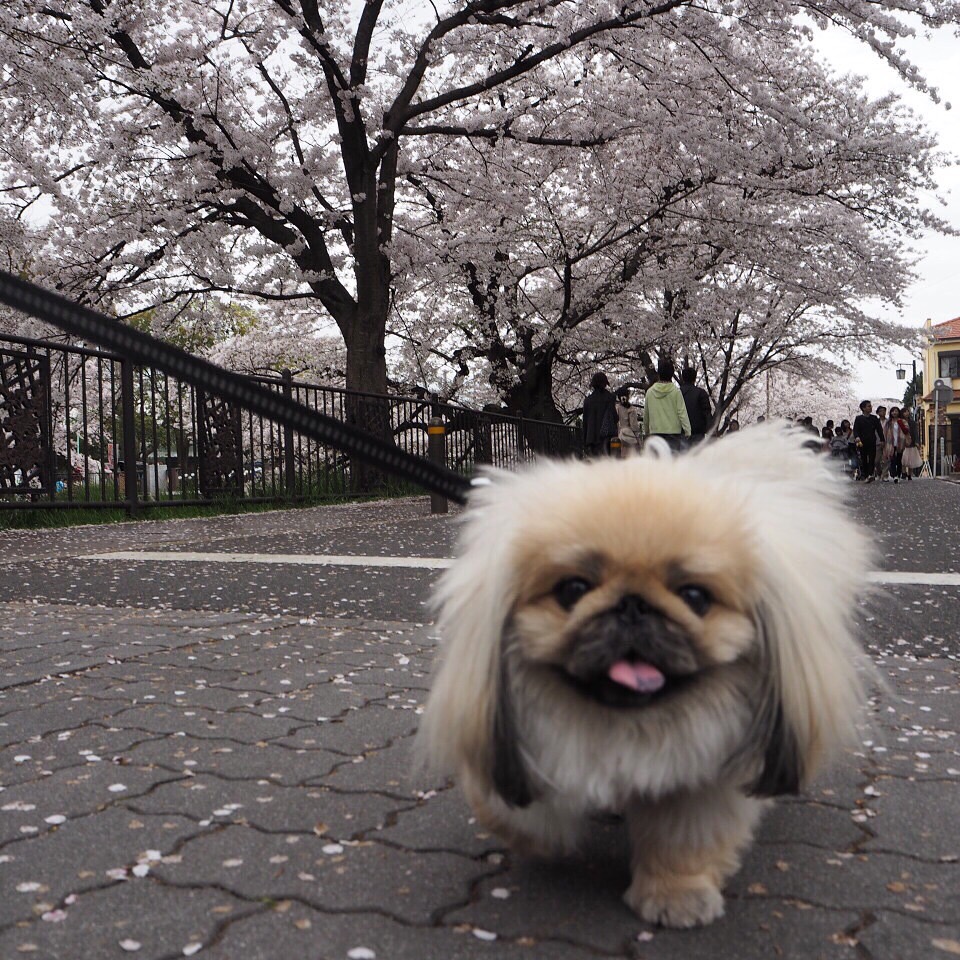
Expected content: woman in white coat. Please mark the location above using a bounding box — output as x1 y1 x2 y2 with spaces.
616 389 642 457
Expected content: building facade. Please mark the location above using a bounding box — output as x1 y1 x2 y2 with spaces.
922 317 960 473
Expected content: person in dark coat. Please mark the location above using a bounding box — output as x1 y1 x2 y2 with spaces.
679 367 712 443
853 400 884 483
582 372 619 457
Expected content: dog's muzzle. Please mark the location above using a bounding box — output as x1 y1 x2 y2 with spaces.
562 595 699 707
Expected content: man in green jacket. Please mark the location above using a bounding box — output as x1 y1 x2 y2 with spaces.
642 359 691 451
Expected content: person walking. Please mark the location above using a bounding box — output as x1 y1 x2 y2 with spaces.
834 419 858 476
615 389 642 457
874 405 889 479
582 372 619 457
901 406 922 479
883 406 911 484
642 359 691 451
820 425 834 453
853 400 884 483
679 366 712 444
829 420 848 459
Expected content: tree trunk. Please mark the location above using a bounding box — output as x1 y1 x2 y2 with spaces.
344 323 389 397
502 350 563 423
339 145 394 398
499 349 573 457
341 154 394 493
342 318 392 495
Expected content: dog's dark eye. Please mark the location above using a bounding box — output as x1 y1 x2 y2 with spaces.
553 577 594 610
677 585 712 616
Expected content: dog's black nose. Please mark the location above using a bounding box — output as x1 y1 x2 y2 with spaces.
615 594 654 621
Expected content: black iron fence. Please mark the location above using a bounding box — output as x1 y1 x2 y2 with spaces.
0 333 581 511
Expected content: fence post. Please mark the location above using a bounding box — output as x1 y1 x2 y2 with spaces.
39 351 56 499
120 357 138 518
428 417 448 514
281 368 296 500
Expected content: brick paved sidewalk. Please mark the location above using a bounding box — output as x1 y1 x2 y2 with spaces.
1 598 958 960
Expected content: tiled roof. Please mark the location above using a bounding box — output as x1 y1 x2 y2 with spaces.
930 317 960 340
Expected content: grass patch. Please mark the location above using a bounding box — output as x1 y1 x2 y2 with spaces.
0 500 279 531
0 483 427 532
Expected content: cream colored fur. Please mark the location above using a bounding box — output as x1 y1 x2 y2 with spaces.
417 425 872 927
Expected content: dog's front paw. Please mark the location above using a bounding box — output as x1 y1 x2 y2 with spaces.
623 875 725 928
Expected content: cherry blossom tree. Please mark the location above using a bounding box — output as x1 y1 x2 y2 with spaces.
207 309 345 384
391 33 945 420
681 273 921 433
736 365 861 429
0 220 58 339
2 0 959 407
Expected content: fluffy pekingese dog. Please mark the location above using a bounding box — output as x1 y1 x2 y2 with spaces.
418 426 872 928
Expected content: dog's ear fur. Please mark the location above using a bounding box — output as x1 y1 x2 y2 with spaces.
416 473 535 808
490 641 535 807
743 610 804 797
695 428 873 794
750 700 802 797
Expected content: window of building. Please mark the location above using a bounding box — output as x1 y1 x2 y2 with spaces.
939 353 960 379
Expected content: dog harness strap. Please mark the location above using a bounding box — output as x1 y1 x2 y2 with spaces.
0 271 474 505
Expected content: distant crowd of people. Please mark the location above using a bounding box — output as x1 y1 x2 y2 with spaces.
582 367 924 483
790 402 922 482
582 360 716 456
848 400 922 483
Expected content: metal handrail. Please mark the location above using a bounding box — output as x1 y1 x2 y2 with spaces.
0 276 581 513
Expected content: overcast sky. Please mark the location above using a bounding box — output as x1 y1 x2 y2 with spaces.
808 24 960 402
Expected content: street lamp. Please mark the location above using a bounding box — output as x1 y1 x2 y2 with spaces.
894 359 919 403
894 360 917 385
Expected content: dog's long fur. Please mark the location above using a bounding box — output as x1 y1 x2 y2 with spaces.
417 426 872 927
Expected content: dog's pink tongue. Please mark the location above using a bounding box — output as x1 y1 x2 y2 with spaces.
608 660 665 693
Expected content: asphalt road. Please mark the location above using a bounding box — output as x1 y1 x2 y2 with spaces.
1 479 958 622
0 478 957 960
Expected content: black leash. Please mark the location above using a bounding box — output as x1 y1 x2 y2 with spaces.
0 271 474 505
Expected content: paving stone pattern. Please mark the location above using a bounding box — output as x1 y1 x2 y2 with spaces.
1 484 959 959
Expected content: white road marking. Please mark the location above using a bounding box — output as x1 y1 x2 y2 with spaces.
77 551 960 585
80 551 455 570
867 571 960 587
